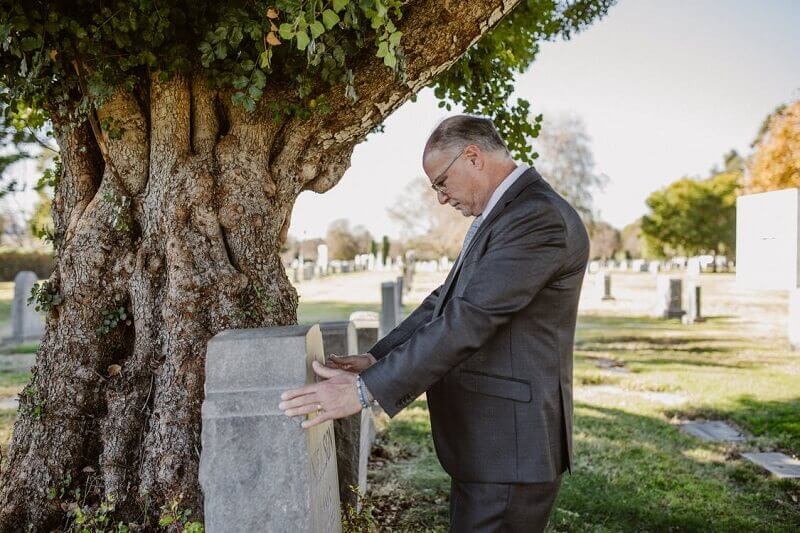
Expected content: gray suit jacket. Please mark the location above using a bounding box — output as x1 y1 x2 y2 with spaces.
361 167 589 483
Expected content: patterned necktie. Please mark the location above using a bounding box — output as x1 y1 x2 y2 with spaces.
457 215 482 267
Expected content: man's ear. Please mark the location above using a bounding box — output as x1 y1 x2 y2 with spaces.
465 144 484 170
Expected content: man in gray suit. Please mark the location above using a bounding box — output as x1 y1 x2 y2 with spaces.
279 115 589 531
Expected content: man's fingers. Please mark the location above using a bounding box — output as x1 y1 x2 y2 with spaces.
301 411 331 429
278 392 318 411
280 384 318 401
312 360 343 379
283 403 323 417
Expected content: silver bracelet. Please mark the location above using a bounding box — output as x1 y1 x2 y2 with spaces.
355 375 370 409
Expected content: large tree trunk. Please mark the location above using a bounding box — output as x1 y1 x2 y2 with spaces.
0 1 521 528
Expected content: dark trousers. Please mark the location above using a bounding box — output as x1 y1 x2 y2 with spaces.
449 476 562 533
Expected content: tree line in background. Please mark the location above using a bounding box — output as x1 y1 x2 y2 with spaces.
593 100 800 262
4 100 799 266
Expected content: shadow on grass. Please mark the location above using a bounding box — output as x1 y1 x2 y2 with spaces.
369 399 800 531
557 402 800 531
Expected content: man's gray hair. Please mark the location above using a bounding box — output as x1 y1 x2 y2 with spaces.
424 115 510 158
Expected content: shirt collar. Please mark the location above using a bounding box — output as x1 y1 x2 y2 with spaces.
476 162 530 224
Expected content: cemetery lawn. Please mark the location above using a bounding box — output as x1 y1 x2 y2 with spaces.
367 314 800 531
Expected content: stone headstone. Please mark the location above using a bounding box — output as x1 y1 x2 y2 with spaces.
682 284 704 324
686 257 702 277
654 276 685 319
679 420 745 442
380 282 400 337
10 271 44 344
395 276 404 308
349 312 379 353
319 321 373 510
201 326 342 532
595 272 614 301
741 452 800 478
316 244 329 276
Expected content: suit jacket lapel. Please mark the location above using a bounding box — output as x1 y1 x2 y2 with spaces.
432 167 542 316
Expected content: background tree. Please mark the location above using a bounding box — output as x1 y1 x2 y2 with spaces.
619 218 646 259
0 0 614 526
325 218 371 260
586 220 620 260
641 166 738 260
388 176 471 259
531 113 607 221
745 100 800 193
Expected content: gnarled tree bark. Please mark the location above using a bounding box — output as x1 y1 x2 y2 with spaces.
0 0 522 528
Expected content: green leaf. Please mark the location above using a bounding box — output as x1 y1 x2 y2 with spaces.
241 59 255 72
384 53 397 68
295 30 310 51
251 68 266 89
259 49 272 69
376 41 388 58
248 85 263 100
389 31 402 47
322 10 340 30
310 21 325 39
233 75 249 89
21 36 42 51
231 92 246 105
243 97 256 113
278 23 294 40
214 41 227 59
333 0 349 12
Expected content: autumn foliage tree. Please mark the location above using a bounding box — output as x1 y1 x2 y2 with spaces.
746 100 800 193
0 0 614 527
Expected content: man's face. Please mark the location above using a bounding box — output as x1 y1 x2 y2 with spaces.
423 146 481 217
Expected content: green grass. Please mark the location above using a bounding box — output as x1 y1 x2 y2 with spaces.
368 314 800 531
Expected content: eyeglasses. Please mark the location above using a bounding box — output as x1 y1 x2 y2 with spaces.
430 148 465 195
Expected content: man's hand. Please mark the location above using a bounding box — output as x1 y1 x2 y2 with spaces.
278 360 362 429
325 353 376 372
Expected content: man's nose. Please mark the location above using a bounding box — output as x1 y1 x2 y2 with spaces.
437 191 449 205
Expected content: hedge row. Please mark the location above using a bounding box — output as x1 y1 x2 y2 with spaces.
0 250 55 281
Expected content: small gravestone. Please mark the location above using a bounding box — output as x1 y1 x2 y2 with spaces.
682 284 704 324
395 276 404 308
741 452 800 478
679 420 745 442
380 282 400 337
595 272 614 301
320 321 373 511
349 312 379 353
595 357 628 373
9 271 44 344
201 326 341 532
654 276 685 319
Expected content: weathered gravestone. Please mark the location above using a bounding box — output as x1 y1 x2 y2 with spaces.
736 188 800 349
349 311 379 354
200 325 341 532
320 321 374 510
682 284 703 324
595 272 614 301
8 271 44 344
654 276 685 319
380 281 401 337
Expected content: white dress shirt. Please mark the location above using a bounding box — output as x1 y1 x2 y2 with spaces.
477 162 530 224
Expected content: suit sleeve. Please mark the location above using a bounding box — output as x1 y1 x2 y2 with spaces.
361 199 567 417
368 284 443 360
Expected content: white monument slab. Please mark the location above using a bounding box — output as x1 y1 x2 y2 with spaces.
736 188 800 290
679 420 745 442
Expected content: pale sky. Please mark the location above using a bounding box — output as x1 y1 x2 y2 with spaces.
290 0 800 238
4 1 799 240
